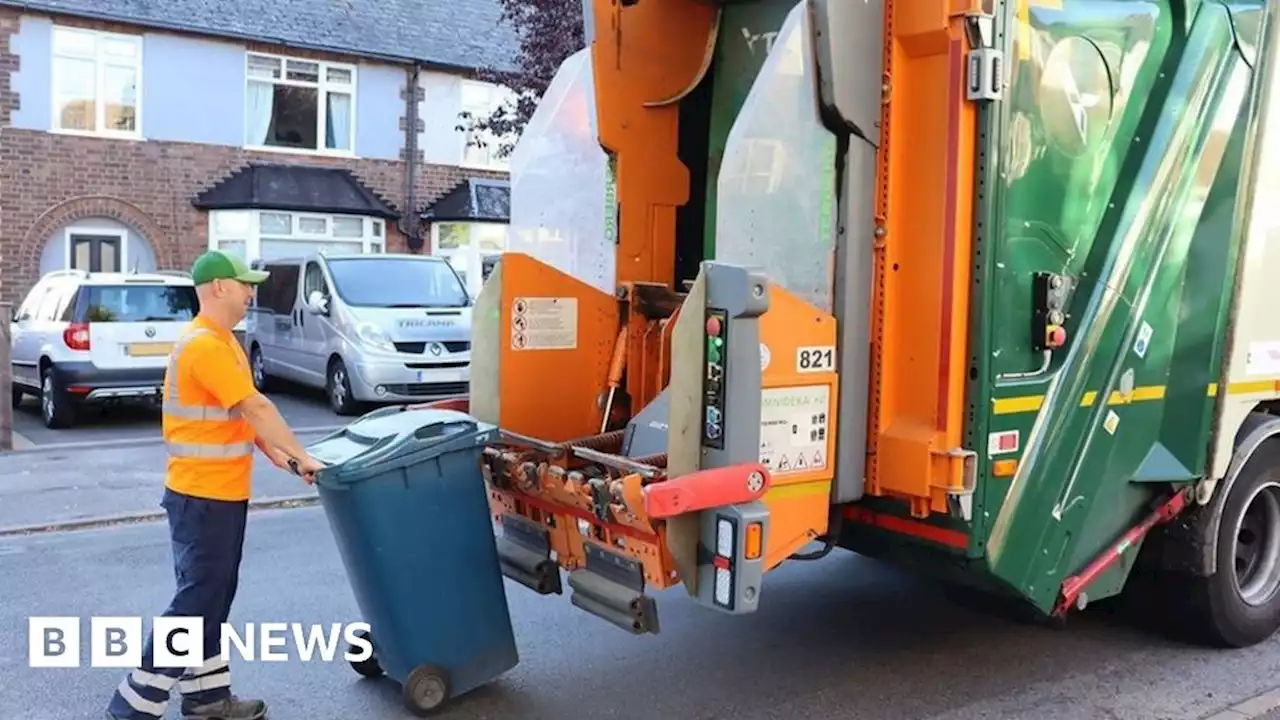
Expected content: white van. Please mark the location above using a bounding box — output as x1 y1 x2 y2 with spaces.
243 253 472 415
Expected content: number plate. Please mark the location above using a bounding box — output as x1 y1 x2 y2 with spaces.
416 368 466 383
126 342 174 357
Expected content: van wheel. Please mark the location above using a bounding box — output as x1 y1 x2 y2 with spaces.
250 345 271 392
327 358 360 416
1181 444 1280 648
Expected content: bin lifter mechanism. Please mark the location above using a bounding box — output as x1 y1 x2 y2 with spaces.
458 253 839 636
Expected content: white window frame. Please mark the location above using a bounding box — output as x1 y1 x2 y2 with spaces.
430 221 508 296
243 51 358 156
63 222 129 272
50 25 143 139
207 209 385 266
459 80 514 171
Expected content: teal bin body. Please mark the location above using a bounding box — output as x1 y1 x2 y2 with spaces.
307 405 518 715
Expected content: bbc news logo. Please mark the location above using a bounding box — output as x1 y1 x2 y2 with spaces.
29 617 373 668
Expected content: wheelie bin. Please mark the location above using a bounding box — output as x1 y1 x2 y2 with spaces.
304 404 518 716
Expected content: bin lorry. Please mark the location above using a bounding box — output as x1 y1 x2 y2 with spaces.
440 0 1280 650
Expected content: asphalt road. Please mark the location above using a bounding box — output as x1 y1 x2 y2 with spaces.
3 506 1280 720
12 381 345 447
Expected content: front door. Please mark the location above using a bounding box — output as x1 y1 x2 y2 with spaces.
70 234 122 272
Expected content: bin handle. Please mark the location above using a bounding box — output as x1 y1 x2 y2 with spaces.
414 420 476 442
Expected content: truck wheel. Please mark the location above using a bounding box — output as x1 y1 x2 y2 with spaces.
402 664 450 716
1189 446 1280 648
347 629 382 678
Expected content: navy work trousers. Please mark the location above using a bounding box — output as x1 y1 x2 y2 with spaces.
106 488 249 720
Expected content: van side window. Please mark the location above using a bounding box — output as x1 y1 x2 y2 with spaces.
274 265 300 311
256 264 299 314
303 261 329 300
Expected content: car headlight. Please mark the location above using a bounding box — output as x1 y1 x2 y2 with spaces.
355 322 394 351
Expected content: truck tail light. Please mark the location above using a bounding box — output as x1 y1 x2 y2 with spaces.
63 322 90 351
745 522 762 560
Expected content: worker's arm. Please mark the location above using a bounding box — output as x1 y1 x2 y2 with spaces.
235 393 311 461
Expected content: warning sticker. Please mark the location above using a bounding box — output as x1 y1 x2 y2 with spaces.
511 297 578 351
759 385 830 475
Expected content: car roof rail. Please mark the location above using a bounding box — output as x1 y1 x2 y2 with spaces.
43 269 89 280
153 269 191 278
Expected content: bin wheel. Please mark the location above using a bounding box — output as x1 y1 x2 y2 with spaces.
403 664 451 716
348 629 383 678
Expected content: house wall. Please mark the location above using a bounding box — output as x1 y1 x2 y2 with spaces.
0 7 510 305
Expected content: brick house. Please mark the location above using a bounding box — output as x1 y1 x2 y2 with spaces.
0 0 521 305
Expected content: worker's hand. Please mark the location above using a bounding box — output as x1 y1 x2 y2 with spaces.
287 454 326 484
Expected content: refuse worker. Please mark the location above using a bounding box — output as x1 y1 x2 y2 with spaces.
105 250 327 720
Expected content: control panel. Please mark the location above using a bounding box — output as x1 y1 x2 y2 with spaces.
1031 272 1071 352
702 309 729 449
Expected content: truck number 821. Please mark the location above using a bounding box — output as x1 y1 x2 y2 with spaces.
796 346 835 373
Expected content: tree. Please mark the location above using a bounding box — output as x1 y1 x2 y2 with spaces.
457 0 586 159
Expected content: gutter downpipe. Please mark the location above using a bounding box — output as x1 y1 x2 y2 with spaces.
403 63 423 251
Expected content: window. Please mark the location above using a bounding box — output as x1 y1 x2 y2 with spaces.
431 222 508 297
460 80 514 169
325 257 469 308
81 285 198 323
51 26 141 136
253 262 300 314
245 52 356 153
302 260 330 304
64 225 129 272
208 210 384 266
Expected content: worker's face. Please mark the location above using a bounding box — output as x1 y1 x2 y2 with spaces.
206 278 256 322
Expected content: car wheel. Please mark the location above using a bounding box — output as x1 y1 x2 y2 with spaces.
327 358 359 416
250 345 271 392
11 386 22 407
40 367 74 429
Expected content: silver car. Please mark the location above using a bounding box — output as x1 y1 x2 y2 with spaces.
243 253 472 415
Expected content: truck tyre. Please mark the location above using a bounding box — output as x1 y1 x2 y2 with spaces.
1186 439 1280 648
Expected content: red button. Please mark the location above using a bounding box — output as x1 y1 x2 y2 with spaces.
1046 324 1067 348
706 316 722 336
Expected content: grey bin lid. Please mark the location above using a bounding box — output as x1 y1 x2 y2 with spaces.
305 406 497 486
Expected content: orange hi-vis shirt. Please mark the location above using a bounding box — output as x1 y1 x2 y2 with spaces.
162 315 260 501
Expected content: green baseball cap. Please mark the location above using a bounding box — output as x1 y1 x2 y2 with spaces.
190 250 270 285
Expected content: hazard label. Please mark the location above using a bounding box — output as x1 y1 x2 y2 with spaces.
758 385 830 475
511 296 577 351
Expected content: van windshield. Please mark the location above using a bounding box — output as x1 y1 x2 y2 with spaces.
325 258 470 308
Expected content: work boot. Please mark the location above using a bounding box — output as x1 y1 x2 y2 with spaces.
180 695 268 720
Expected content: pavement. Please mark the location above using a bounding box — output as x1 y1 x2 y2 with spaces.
3 505 1280 720
0 383 348 534
0 440 322 534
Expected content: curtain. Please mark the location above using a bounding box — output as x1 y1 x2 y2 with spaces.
246 81 274 146
326 92 351 150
